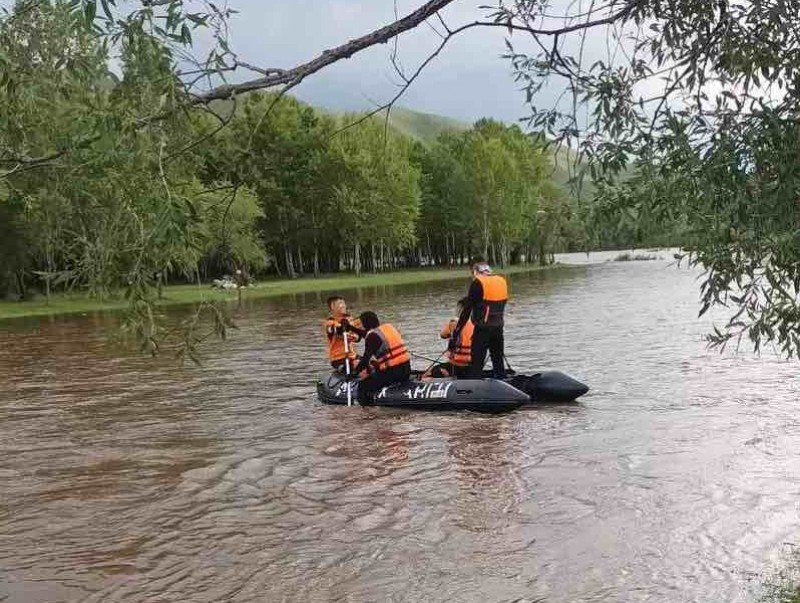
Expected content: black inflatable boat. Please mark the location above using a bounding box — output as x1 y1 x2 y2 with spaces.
316 372 529 413
503 370 589 403
316 369 588 412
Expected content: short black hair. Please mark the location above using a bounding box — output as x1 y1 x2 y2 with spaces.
326 295 344 308
359 311 380 330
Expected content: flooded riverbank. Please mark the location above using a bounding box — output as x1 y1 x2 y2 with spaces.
2 252 799 602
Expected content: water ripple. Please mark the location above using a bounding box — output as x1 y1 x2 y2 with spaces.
1 253 799 602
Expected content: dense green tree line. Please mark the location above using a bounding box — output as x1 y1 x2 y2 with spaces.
0 0 264 307
199 96 590 280
6 0 800 360
0 1 595 304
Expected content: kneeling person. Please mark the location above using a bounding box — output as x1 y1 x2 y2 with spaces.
350 311 411 403
428 297 473 378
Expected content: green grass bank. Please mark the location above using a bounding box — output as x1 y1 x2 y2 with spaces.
0 264 558 321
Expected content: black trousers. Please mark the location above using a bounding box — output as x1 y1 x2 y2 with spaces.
358 362 411 403
470 325 505 378
428 362 470 378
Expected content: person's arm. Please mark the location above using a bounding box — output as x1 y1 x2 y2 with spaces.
325 319 340 340
353 332 380 375
440 320 456 339
346 318 366 340
455 280 482 330
339 317 364 343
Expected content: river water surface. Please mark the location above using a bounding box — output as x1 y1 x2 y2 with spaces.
2 252 800 602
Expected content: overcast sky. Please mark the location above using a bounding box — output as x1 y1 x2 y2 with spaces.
0 0 610 126
215 1 559 125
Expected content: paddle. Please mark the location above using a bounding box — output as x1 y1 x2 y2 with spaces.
342 323 353 406
410 347 454 379
422 348 448 376
410 351 441 364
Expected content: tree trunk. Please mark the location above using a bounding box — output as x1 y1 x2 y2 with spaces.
15 271 26 300
483 203 489 261
285 245 295 278
297 247 304 275
426 229 432 266
311 208 319 277
354 241 361 277
44 239 54 304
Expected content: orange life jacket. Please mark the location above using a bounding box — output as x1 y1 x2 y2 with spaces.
472 274 508 326
370 323 410 372
449 319 474 366
324 314 358 363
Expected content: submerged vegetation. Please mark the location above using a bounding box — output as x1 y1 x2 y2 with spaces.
612 253 661 262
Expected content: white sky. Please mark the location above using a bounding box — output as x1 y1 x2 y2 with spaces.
210 0 566 124
0 0 640 126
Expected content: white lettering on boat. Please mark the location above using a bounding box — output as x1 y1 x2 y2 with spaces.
400 382 454 400
338 381 456 402
429 382 453 399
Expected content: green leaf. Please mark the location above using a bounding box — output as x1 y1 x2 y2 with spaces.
84 0 96 24
99 0 113 21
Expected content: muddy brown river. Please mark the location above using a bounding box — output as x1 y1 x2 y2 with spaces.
2 251 799 602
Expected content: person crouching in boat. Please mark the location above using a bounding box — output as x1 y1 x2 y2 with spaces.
346 311 411 403
323 295 360 373
427 297 473 378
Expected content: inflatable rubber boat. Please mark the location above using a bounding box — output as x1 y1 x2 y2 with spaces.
504 370 589 403
316 369 588 412
317 372 528 412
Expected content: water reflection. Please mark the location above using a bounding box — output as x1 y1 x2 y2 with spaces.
442 417 523 533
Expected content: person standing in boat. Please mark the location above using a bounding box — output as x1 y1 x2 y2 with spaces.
426 297 473 378
455 258 509 379
323 296 360 372
345 311 411 403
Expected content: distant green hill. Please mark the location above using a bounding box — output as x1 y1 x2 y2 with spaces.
383 106 468 145
206 97 590 196
383 106 589 195
547 144 593 197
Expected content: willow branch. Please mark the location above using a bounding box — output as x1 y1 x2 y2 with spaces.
329 20 475 138
191 0 458 104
